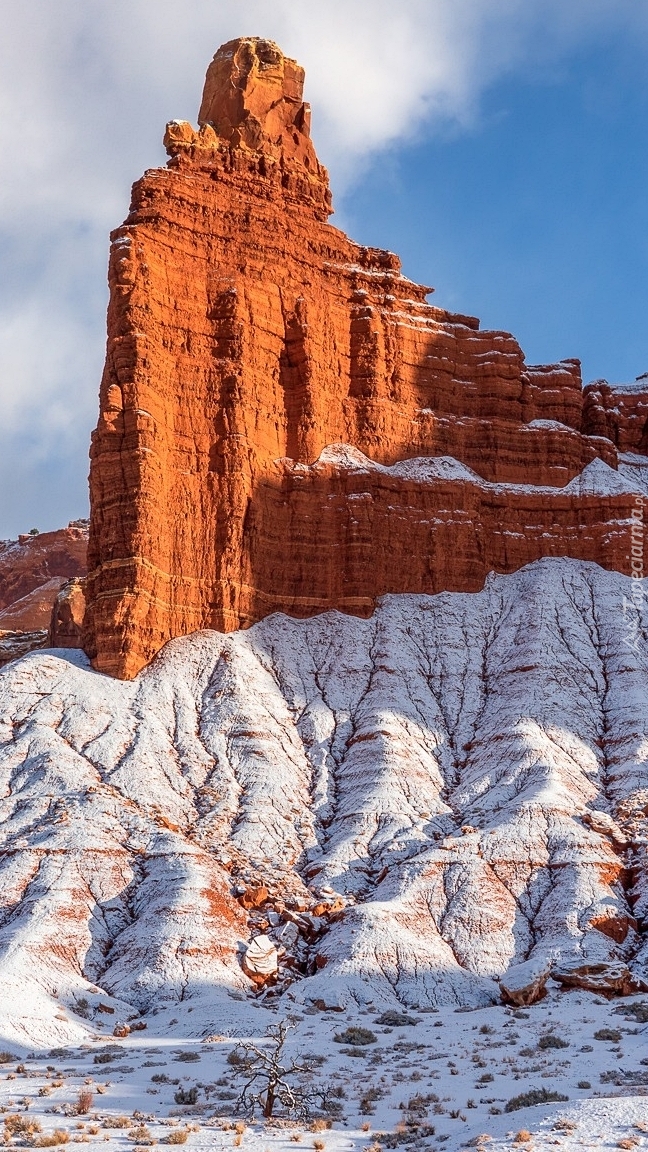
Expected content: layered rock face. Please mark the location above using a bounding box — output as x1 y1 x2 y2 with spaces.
0 523 88 666
2 560 648 1041
85 37 648 678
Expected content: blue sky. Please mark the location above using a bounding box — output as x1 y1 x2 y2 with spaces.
341 33 648 386
1 1 648 538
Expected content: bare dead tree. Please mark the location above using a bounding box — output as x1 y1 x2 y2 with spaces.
227 1019 325 1120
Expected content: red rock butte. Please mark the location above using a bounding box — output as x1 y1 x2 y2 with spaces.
84 36 648 679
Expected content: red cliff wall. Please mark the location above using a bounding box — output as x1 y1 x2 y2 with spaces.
84 37 648 679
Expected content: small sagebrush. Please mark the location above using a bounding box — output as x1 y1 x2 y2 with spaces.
75 1088 94 1115
173 1087 198 1106
333 1026 377 1046
505 1088 568 1113
375 1011 418 1027
538 1035 568 1050
4 1115 42 1136
162 1131 189 1145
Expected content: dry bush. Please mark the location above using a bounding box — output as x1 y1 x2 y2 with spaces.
617 1140 639 1149
310 1120 331 1132
75 1090 94 1116
101 1118 130 1130
289 1137 302 1144
538 1035 568 1050
505 1089 568 1113
313 1142 324 1151
514 1131 532 1143
553 1119 577 1132
332 1027 376 1047
34 1131 70 1148
87 1127 99 1136
4 1115 42 1137
128 1126 154 1146
161 1133 188 1146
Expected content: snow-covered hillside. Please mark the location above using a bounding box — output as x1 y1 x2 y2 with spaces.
0 558 647 1049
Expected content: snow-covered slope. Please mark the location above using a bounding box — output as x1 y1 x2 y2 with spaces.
1 558 647 1045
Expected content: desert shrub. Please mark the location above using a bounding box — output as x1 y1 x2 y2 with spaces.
513 1131 532 1143
75 1088 94 1115
405 1093 438 1115
577 1080 591 1089
594 1028 621 1042
360 1087 383 1114
538 1035 568 1050
618 1002 648 1023
173 1088 198 1106
375 1012 418 1027
48 1049 71 1059
505 1088 568 1113
4 1115 42 1136
151 1075 169 1084
93 1053 116 1065
34 1131 70 1147
162 1132 188 1146
333 1027 376 1046
102 1117 131 1129
477 1073 494 1084
128 1126 154 1145
0 1052 16 1065
479 1024 494 1035
553 1119 577 1132
174 1052 200 1063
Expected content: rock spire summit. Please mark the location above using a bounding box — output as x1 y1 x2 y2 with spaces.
84 38 647 679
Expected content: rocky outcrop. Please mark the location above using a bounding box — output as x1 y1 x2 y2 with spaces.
0 523 87 619
499 958 551 1006
84 37 648 679
584 377 648 452
0 522 88 666
2 559 648 1040
0 629 48 668
48 577 87 649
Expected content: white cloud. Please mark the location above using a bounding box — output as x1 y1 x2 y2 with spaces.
0 0 647 534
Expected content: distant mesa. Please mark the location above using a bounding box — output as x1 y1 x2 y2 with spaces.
77 36 648 679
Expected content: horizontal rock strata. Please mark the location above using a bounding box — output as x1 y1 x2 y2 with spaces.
84 37 648 679
0 523 88 666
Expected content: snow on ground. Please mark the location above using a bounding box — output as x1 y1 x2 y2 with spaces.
1 557 648 1144
0 986 646 1150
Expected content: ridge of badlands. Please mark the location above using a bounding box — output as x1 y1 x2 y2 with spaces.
2 558 648 1044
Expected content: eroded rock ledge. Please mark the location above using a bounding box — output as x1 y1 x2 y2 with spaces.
84 37 648 678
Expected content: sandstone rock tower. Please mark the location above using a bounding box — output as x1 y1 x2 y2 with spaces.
85 37 647 679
